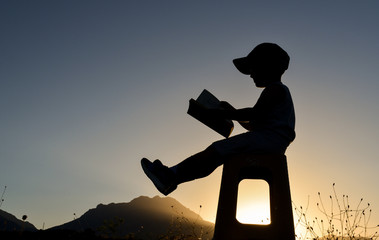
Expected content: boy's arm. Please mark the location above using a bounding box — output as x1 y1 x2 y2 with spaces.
209 107 254 130
209 107 254 121
223 107 255 121
209 83 287 128
237 120 253 131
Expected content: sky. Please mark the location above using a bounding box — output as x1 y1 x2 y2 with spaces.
1 0 379 235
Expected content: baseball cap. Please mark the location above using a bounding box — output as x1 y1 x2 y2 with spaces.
233 43 290 75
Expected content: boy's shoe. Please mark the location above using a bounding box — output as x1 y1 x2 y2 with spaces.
141 158 177 196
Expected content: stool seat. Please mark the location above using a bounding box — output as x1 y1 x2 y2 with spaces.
213 154 295 240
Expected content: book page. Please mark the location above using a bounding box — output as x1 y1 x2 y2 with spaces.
195 89 221 109
187 89 234 138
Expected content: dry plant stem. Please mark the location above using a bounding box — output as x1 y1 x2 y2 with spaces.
167 204 212 240
0 185 6 209
294 183 379 240
293 196 318 239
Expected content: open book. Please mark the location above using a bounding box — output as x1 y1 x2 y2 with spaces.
187 89 234 138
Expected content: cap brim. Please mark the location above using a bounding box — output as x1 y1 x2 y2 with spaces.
233 57 251 75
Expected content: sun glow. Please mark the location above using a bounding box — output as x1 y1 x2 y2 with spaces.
236 204 271 224
236 179 271 225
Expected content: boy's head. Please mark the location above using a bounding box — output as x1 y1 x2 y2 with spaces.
233 43 290 87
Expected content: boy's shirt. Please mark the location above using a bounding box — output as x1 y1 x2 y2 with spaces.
250 81 296 142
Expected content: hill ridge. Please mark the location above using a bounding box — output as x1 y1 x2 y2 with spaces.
51 195 214 238
0 209 37 231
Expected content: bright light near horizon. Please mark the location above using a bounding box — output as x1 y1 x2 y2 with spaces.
237 204 271 224
236 179 271 225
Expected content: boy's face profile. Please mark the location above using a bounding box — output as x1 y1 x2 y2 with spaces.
249 57 283 88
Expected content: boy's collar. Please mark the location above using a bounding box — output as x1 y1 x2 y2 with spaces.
266 81 283 87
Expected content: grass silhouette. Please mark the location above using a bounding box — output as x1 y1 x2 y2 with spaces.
294 183 378 240
0 185 6 210
1 184 377 240
163 205 213 240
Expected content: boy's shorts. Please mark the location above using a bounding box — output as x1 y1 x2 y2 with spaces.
211 130 289 157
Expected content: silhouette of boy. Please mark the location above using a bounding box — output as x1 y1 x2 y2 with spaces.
141 43 295 196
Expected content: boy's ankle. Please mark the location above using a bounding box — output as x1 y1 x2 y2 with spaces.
170 165 178 175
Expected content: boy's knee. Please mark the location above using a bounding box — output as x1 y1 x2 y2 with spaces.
205 144 226 164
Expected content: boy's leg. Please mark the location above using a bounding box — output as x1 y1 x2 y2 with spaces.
141 145 223 196
171 145 224 185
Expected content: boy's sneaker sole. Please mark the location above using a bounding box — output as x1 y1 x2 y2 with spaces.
141 158 177 196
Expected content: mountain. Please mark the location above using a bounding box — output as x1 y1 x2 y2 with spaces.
0 209 37 232
51 195 214 239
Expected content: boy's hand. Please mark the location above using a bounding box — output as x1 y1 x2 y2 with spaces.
238 121 252 131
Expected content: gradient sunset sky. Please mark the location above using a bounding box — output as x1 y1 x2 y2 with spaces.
1 1 378 233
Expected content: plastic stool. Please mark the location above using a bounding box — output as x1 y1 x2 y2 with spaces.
213 154 295 240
